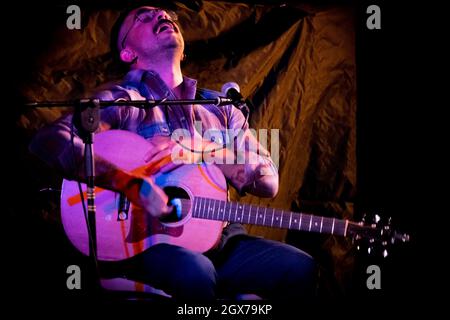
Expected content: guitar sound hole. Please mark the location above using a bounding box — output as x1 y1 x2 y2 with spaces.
159 186 191 223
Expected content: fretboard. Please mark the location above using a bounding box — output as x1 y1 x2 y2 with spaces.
191 197 348 236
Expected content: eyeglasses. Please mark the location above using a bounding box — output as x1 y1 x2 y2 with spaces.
120 8 178 50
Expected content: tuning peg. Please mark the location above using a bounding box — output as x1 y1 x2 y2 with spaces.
398 232 410 243
361 213 367 223
383 249 388 258
375 214 381 223
402 234 410 242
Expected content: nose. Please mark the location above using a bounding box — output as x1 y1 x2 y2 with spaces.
156 10 172 21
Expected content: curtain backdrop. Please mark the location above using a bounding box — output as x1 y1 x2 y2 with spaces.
17 0 356 295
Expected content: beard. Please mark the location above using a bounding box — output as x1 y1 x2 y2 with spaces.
142 34 184 62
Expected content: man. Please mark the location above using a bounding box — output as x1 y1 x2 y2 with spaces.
29 6 316 301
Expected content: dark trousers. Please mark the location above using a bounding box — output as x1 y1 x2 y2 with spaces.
102 235 316 301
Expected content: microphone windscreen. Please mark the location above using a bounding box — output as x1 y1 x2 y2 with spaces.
221 82 240 96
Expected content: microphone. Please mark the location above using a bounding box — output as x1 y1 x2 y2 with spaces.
221 82 252 128
221 82 244 105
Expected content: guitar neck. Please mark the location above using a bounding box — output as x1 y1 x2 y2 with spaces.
191 197 349 237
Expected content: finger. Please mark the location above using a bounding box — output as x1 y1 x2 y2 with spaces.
160 205 173 215
146 146 173 165
159 161 181 173
146 198 170 217
144 145 166 163
144 141 171 162
143 153 174 176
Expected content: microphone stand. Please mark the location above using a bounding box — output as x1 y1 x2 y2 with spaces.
26 96 235 296
25 96 233 108
72 99 101 295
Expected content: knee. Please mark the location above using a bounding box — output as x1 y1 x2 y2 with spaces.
170 251 217 300
290 253 317 281
283 252 317 297
174 252 217 284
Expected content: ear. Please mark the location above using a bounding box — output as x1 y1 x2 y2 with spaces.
120 48 137 63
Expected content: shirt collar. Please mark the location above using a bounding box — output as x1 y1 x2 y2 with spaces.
123 69 198 100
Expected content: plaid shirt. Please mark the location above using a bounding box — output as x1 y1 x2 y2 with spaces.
30 69 278 247
31 69 277 192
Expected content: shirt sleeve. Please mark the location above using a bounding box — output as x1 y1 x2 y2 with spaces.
28 87 141 178
219 104 279 197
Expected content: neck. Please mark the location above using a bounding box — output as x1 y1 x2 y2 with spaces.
133 58 183 90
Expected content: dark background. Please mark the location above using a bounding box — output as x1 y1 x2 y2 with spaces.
3 0 434 314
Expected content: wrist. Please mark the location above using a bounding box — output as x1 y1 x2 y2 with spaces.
111 170 144 203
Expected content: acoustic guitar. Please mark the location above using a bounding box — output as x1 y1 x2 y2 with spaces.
61 130 409 261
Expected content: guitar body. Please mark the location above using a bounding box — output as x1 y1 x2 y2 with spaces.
61 130 227 261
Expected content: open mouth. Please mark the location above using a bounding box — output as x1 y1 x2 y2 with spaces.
155 20 177 34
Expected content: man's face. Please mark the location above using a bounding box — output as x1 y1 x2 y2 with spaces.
118 6 184 60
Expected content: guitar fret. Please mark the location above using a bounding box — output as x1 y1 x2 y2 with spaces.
207 198 211 219
215 200 222 220
256 206 261 225
299 213 303 231
216 200 221 221
209 199 212 219
320 216 323 233
234 203 239 222
213 199 217 220
289 211 292 229
193 198 197 217
231 202 235 221
271 208 275 227
223 202 228 221
210 199 214 219
225 201 229 221
331 218 335 234
279 210 283 227
292 213 298 229
203 198 208 219
314 217 319 231
263 207 267 226
240 204 244 223
223 201 227 221
226 201 231 221
215 200 219 220
195 198 199 218
224 201 228 221
203 198 207 219
308 215 312 231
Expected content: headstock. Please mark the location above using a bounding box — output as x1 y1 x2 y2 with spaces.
347 213 410 258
